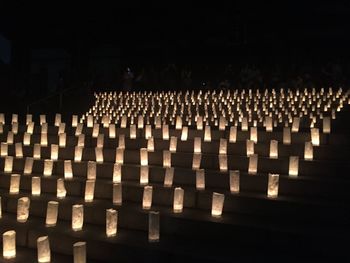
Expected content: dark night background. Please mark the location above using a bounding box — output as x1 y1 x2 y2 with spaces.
0 1 349 115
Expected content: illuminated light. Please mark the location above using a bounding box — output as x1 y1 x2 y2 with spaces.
196 169 205 190
87 115 94 127
11 123 18 135
137 115 144 129
113 163 122 183
175 116 182 130
267 173 279 198
72 115 78 127
169 136 177 152
37 236 50 263
44 159 53 176
246 140 255 157
140 148 148 166
192 153 202 170
164 167 174 187
194 137 201 153
269 140 278 159
75 123 83 136
289 156 299 177
219 154 228 172
54 113 61 127
73 242 86 263
0 113 4 124
142 185 153 210
265 116 273 132
57 179 67 199
59 133 67 148
15 143 23 158
92 123 100 138
40 115 46 125
115 148 124 164
163 150 171 168
24 157 34 175
162 124 169 140
219 116 226 130
291 117 300 132
145 125 152 139
97 134 104 147
283 127 291 145
250 127 258 143
58 123 66 135
109 124 116 138
173 187 184 213
148 211 160 242
10 174 20 194
72 204 84 231
77 134 85 147
84 180 95 202
33 143 41 159
304 141 313 161
32 177 41 196
241 117 248 131
211 192 225 217
147 137 154 152
46 201 59 227
113 183 122 205
219 138 227 155
118 134 125 149
229 126 237 143
311 128 320 146
74 146 83 162
155 116 161 129
17 197 30 223
248 154 258 175
106 208 118 237
181 126 188 141
130 124 136 139
1 142 8 156
229 170 240 193
3 230 16 259
140 166 149 185
50 144 58 161
86 161 96 180
26 114 32 125
95 147 104 163
121 115 127 128
4 156 13 173
23 132 31 145
41 123 48 134
204 125 211 142
64 160 73 179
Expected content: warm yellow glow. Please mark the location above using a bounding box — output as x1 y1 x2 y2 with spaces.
269 140 278 159
15 143 23 158
113 183 122 205
142 185 153 210
46 201 59 227
73 242 86 263
72 204 84 231
113 163 122 183
229 170 240 193
140 148 148 166
3 230 16 259
304 141 313 161
84 180 95 202
291 117 300 132
311 128 320 146
192 153 201 170
323 116 331 133
17 197 30 223
246 140 254 157
219 154 228 172
162 124 169 140
181 126 188 141
196 169 205 190
24 157 34 175
140 166 149 185
59 133 66 148
163 150 171 168
23 132 31 145
194 137 201 153
32 177 41 196
106 208 118 237
64 160 73 179
219 138 227 155
283 127 291 145
248 154 258 175
211 192 225 217
57 179 67 199
4 156 13 173
173 187 184 213
10 174 20 194
37 236 50 263
115 148 124 164
0 142 8 156
289 156 299 177
95 147 104 163
204 125 211 142
145 125 152 139
229 126 237 143
250 127 258 143
164 167 174 187
169 136 177 152
267 173 279 198
130 124 136 139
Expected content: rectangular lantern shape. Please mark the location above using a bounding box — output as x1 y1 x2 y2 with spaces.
142 186 153 210
121 115 127 128
267 173 279 198
77 134 85 147
212 192 225 217
57 179 67 199
37 236 50 263
219 154 228 172
84 180 95 202
250 127 258 143
15 143 23 158
73 242 86 263
140 166 149 185
26 114 32 124
164 167 174 187
12 122 18 135
115 148 124 164
173 187 184 213
196 169 205 190
50 144 58 161
7 131 14 144
147 137 154 152
27 122 34 134
113 183 122 205
24 157 34 175
10 174 20 194
130 124 136 139
155 116 161 129
148 211 160 242
118 134 125 149
176 116 182 130
74 146 83 162
59 133 66 148
102 115 110 128
54 113 61 126
162 124 169 140
229 170 240 193
1 142 8 156
181 126 188 141
248 154 258 175
140 148 148 166
87 115 93 127
192 153 202 170
219 116 226 130
289 156 299 177
72 115 78 127
64 160 73 179
17 197 30 222
44 159 53 176
3 230 16 259
58 123 66 134
32 177 41 196
23 132 31 145
229 126 237 143
204 125 211 142
40 133 48 146
4 156 13 173
11 114 18 124
46 201 59 227
241 117 248 131
113 163 122 183
41 123 48 134
196 116 203 130
292 117 300 132
246 140 254 157
75 123 83 136
323 117 331 134
269 140 278 159
72 204 84 231
219 139 227 155
304 141 313 161
163 150 171 168
33 144 41 159
109 124 116 138
95 147 104 163
169 136 177 152
145 125 152 139
92 123 100 138
311 128 320 146
194 137 201 153
137 115 144 129
0 113 4 124
106 208 118 237
87 161 96 180
265 116 273 132
283 127 291 145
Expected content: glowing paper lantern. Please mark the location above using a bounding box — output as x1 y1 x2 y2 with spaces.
269 140 278 159
72 204 84 231
145 125 152 139
148 211 160 242
75 123 83 136
92 123 100 138
86 161 96 180
194 137 201 153
246 140 255 157
58 123 66 134
113 183 122 205
97 134 104 147
77 134 85 147
181 126 188 141
41 123 48 134
64 160 73 179
87 115 93 127
43 159 53 176
176 116 182 130
26 114 32 125
1 142 8 156
11 123 18 135
204 125 211 142
23 132 31 145
140 148 148 166
292 117 300 132
33 144 41 159
11 114 18 124
4 156 13 173
241 117 248 131
283 127 291 145
140 166 149 185
95 147 104 163
27 122 34 134
265 116 273 132
137 115 144 129
229 170 240 193
323 116 331 134
229 126 237 143
15 143 23 158
267 173 279 198
73 242 86 263
142 185 153 210
121 115 127 128
10 174 20 194
211 192 225 217
192 153 202 170
164 167 174 187
84 180 95 202
40 133 48 146
289 156 299 177
155 116 161 129
147 137 154 152
163 150 171 168
130 124 136 139
55 113 62 127
46 201 59 227
250 127 258 143
219 139 227 155
109 124 116 138
115 148 124 164
17 197 30 222
57 179 67 199
3 230 16 259
169 136 177 152
0 113 4 124
106 208 118 237
304 141 313 161
311 128 320 146
74 146 83 162
219 116 226 130
196 169 205 190
24 157 34 175
72 115 78 127
118 134 126 149
196 116 203 130
219 154 228 172
173 187 184 213
59 133 66 148
113 163 122 183
32 177 41 196
248 154 258 175
162 124 169 140
37 236 50 263
49 144 58 161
